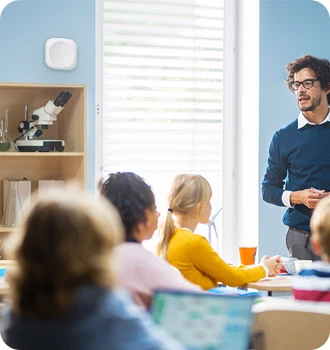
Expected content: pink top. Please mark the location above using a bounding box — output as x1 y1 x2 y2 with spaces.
113 243 202 308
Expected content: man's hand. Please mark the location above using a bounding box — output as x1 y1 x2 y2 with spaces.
290 188 330 209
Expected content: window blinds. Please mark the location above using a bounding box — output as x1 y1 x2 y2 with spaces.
102 0 224 221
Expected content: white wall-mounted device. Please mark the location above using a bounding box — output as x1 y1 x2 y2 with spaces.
45 38 77 70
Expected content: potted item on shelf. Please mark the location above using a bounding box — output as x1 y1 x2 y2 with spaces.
1 180 31 227
0 108 18 152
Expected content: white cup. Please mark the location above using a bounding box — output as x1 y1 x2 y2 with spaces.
294 260 312 274
280 257 298 274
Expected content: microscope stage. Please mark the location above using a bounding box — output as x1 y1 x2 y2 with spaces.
16 139 65 152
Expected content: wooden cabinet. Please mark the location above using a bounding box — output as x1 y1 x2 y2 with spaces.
0 83 87 258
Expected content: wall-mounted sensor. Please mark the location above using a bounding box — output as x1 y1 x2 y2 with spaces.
45 38 77 70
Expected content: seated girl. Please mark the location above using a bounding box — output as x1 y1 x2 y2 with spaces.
157 173 281 290
0 190 185 350
100 172 201 309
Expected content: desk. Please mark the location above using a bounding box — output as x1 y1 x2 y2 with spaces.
245 275 293 296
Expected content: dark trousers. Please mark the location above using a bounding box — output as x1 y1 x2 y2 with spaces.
286 227 320 261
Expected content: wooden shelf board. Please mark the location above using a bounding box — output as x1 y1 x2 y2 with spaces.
0 227 15 233
0 152 84 157
0 82 86 89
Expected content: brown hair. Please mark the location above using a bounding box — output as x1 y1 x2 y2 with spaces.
157 174 212 259
310 196 330 258
285 55 330 104
6 190 123 318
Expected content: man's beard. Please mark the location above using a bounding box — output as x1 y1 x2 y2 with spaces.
298 96 321 112
300 104 315 112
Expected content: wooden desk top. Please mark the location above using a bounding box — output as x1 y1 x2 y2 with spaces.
245 275 293 292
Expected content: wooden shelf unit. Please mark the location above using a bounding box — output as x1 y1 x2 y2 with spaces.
0 83 87 259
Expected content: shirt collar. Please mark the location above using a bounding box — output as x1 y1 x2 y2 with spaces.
298 110 330 129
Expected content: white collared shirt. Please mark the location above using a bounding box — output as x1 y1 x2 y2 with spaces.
282 110 330 207
297 111 330 129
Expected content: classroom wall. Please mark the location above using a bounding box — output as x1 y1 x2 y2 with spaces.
0 0 96 190
259 0 330 257
3 0 329 258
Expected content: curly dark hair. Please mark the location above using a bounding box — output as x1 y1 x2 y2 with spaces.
285 55 330 105
101 172 155 241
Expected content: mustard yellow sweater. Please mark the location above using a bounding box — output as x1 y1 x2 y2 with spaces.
167 228 266 290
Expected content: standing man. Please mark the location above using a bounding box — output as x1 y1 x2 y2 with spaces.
262 55 330 260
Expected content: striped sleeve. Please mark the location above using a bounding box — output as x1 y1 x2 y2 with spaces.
292 266 330 302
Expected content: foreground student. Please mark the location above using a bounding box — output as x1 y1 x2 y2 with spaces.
101 172 201 309
157 173 282 290
293 196 330 302
0 190 185 350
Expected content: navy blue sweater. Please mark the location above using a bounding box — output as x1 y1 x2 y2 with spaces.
262 119 330 231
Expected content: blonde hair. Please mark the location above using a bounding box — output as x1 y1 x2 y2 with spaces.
6 190 124 318
310 196 330 258
157 174 212 259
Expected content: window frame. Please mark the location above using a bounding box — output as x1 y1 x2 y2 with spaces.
95 0 239 260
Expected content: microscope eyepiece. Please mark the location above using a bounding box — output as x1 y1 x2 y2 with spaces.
54 91 72 107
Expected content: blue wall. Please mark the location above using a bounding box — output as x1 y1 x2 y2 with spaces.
259 0 330 257
0 0 95 190
3 0 330 257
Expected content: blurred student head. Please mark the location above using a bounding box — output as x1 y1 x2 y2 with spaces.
310 196 330 262
6 190 124 318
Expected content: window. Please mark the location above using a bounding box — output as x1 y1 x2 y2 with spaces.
97 0 235 254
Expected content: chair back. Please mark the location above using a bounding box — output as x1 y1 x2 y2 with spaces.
252 298 330 350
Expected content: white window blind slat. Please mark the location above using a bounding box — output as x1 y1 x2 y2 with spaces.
104 47 223 60
104 80 222 90
104 2 223 18
104 0 220 6
104 22 223 36
104 15 222 29
104 90 221 100
104 70 221 81
102 112 221 122
104 57 222 70
104 37 222 51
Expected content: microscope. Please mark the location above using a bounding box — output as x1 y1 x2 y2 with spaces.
15 91 72 152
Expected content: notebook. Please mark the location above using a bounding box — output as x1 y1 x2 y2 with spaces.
150 289 256 350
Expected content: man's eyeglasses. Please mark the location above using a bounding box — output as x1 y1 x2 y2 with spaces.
290 79 320 91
